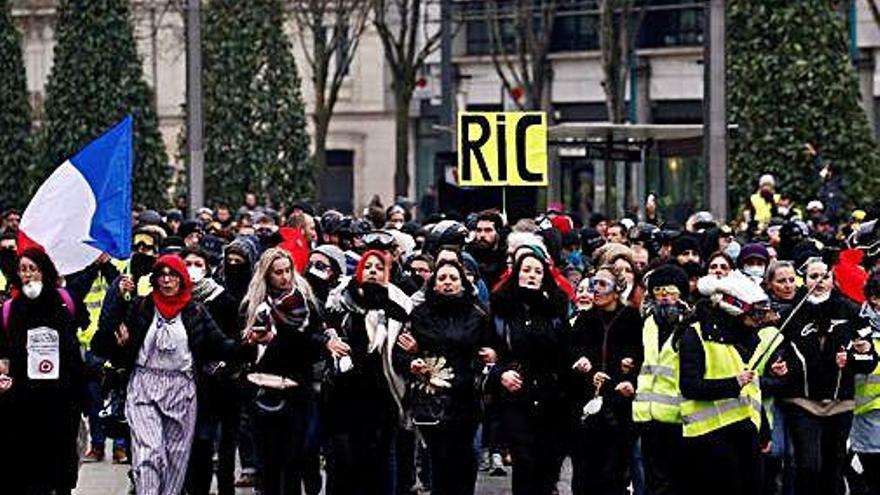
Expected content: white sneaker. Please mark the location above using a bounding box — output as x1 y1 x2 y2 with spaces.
490 453 507 476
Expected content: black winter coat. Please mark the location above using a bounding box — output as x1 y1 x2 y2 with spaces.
402 292 492 424
323 279 412 432
488 287 571 407
91 296 252 378
0 290 86 492
569 304 643 429
778 293 863 401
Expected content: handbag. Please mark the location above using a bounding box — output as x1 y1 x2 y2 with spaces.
406 355 455 427
407 383 451 427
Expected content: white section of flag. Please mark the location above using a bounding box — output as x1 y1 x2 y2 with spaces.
19 160 102 275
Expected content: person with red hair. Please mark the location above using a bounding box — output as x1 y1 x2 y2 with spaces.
322 249 414 494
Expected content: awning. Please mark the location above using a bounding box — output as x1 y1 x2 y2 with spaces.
549 122 737 143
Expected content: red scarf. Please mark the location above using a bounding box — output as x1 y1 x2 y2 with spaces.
151 255 193 319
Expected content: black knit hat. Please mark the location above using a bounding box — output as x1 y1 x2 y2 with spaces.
865 275 880 299
671 234 701 257
646 263 689 298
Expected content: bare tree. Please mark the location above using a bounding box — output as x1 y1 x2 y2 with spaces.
484 0 558 112
290 0 371 199
372 0 443 197
866 0 880 30
596 0 644 214
598 0 643 124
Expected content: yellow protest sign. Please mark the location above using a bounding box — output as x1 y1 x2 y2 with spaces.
457 111 548 186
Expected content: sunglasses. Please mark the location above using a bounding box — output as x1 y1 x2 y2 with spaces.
311 260 333 272
363 231 396 247
652 286 681 298
708 263 730 271
807 272 830 281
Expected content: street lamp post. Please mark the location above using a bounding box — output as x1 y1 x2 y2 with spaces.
704 0 728 221
186 0 204 219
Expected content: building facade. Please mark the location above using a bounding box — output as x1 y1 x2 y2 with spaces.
11 0 880 218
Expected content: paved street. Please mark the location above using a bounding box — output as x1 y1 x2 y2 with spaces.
73 441 573 495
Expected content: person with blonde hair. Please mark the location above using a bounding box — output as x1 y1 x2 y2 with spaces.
240 247 326 495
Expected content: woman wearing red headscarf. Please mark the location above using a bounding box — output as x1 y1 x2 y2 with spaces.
92 254 258 495
323 249 413 495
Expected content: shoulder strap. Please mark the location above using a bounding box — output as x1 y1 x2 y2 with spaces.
57 288 76 318
2 299 11 334
2 290 76 335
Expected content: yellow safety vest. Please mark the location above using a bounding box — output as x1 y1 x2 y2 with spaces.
854 336 880 416
755 326 782 429
137 274 152 297
76 260 152 348
750 192 780 227
680 323 777 438
77 259 134 348
77 275 110 348
633 316 683 424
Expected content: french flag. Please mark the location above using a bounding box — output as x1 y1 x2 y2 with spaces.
19 116 133 275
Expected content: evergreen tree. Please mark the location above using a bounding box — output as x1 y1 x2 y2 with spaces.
729 0 880 210
201 0 312 209
40 0 170 208
0 0 32 209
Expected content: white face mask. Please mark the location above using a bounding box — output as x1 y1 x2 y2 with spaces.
743 265 765 279
308 265 331 281
807 291 831 305
22 280 43 300
187 266 206 284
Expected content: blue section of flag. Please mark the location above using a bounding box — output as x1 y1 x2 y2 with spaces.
70 116 133 260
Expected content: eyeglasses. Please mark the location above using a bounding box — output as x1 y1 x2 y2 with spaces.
652 286 681 298
708 263 730 271
588 277 616 294
157 270 180 280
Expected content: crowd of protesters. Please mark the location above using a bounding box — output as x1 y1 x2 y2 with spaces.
2 171 880 495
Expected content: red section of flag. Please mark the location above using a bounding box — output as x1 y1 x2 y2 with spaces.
16 230 44 256
277 227 310 274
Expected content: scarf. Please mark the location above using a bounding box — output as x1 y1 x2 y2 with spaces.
860 302 880 332
192 276 224 303
327 276 413 425
151 255 193 319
